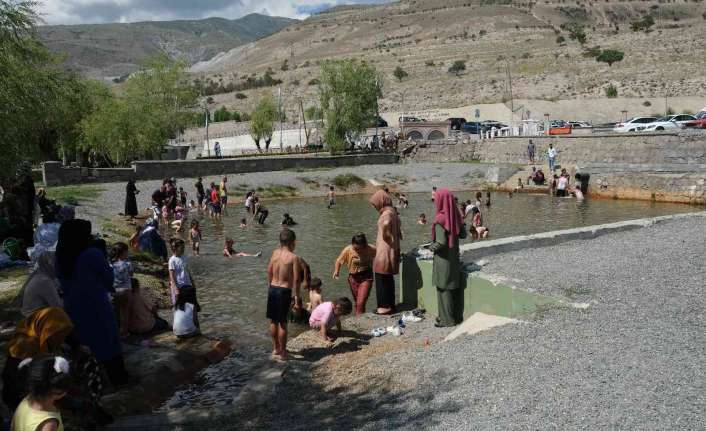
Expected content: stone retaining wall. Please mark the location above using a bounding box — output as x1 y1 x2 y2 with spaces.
43 154 398 186
403 131 706 204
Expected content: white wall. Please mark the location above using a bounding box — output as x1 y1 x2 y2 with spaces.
201 128 316 157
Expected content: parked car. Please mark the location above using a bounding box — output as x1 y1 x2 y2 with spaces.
549 120 569 128
642 114 697 131
448 117 467 130
612 117 658 132
370 116 388 128
460 122 486 134
481 121 508 129
683 111 706 129
569 121 591 128
399 116 423 123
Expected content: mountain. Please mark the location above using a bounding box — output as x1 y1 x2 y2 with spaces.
190 0 706 120
38 13 298 79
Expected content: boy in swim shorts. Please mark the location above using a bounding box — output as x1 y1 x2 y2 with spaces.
266 228 303 360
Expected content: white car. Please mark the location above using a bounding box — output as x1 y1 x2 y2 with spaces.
613 117 658 132
642 114 697 131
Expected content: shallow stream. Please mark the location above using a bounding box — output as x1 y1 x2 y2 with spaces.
162 191 696 409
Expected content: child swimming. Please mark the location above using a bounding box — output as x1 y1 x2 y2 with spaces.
418 213 427 225
281 213 297 226
223 237 261 258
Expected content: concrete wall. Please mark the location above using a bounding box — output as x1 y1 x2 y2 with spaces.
403 131 706 204
43 154 398 186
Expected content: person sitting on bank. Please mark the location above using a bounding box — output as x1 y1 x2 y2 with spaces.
19 252 62 317
428 189 467 328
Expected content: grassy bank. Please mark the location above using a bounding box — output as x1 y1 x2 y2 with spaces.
47 184 105 206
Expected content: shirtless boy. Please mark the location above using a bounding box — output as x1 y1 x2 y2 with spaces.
266 228 302 360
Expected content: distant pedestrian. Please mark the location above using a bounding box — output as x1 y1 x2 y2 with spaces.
195 177 206 209
214 141 221 158
547 143 557 171
124 179 139 219
527 139 535 163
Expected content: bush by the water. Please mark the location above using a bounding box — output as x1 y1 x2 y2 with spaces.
332 174 366 190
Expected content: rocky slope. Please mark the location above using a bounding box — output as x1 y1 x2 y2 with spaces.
39 13 297 79
189 0 706 118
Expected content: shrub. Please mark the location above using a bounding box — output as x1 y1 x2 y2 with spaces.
448 60 466 76
605 84 618 98
235 93 247 99
308 78 320 86
556 35 565 44
393 66 408 82
631 15 655 32
596 49 624 66
643 100 652 107
565 22 587 44
425 59 435 66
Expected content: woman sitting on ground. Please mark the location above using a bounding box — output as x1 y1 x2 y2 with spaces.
19 251 62 317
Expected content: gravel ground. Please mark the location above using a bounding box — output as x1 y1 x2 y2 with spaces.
72 162 492 228
215 215 706 431
361 215 706 430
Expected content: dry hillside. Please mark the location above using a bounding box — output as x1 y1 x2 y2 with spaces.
190 0 706 121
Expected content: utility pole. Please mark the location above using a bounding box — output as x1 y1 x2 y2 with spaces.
205 107 211 157
506 61 515 125
300 99 309 147
278 86 283 151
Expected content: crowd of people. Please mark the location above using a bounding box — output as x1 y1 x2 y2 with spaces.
3 155 589 428
521 140 590 200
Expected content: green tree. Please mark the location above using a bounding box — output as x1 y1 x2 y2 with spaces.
318 59 381 153
393 66 408 82
80 55 198 164
565 22 587 45
305 106 323 121
0 0 107 179
448 60 466 76
596 49 624 67
604 84 618 98
631 15 655 32
213 106 232 122
249 94 277 151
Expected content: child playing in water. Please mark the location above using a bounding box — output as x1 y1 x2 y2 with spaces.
11 355 71 431
418 213 427 225
281 213 297 226
240 218 247 228
189 220 202 256
309 297 353 342
168 238 194 305
306 277 323 312
485 191 491 207
173 287 200 339
327 186 336 209
171 202 185 232
223 237 261 258
179 186 187 206
161 203 170 224
470 207 489 240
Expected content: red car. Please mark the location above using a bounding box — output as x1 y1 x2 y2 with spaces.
684 111 706 128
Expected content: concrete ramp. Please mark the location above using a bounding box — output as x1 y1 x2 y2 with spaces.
444 312 520 342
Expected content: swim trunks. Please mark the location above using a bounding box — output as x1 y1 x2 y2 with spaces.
266 285 292 324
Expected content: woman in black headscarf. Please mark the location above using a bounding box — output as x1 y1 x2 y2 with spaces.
125 179 139 218
56 219 130 386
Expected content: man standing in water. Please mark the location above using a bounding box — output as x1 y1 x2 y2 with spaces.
266 228 302 360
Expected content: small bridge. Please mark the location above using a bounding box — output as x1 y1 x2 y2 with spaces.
400 120 451 141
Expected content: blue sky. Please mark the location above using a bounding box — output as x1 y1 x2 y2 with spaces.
40 0 393 25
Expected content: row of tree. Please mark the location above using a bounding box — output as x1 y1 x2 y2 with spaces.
1 1 384 177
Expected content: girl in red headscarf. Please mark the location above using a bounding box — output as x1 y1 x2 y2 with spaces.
428 188 466 327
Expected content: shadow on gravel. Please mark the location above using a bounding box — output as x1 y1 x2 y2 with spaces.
295 329 372 361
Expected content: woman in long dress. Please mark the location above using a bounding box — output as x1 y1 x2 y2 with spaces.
369 190 402 315
429 188 466 327
124 179 139 218
56 219 130 386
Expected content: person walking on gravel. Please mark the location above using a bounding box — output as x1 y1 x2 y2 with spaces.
369 190 402 315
